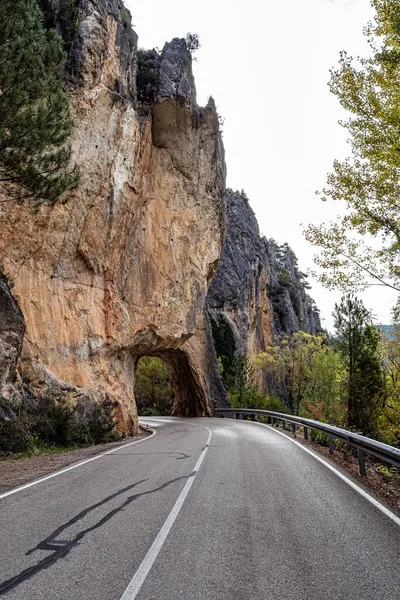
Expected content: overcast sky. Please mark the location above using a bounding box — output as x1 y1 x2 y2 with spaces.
128 0 399 330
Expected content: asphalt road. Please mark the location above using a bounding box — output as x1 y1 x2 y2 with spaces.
0 417 399 600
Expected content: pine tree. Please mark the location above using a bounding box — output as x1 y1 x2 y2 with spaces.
334 295 385 433
230 355 255 406
0 0 79 203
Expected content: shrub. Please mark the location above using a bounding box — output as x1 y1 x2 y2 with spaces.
139 407 160 417
0 395 120 455
0 417 37 454
38 0 81 50
185 33 200 55
31 395 77 446
310 429 329 446
136 49 160 104
78 401 121 445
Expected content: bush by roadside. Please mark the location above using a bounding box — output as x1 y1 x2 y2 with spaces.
0 395 121 456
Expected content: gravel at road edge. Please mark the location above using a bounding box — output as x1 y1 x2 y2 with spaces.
0 430 150 494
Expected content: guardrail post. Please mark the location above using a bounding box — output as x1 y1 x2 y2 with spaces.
216 407 399 474
358 449 367 476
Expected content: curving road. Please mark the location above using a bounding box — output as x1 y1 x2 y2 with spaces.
0 417 399 599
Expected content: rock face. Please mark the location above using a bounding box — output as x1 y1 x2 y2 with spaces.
206 190 273 359
267 240 322 337
158 38 196 104
0 275 25 416
0 1 322 428
0 0 230 431
206 190 322 391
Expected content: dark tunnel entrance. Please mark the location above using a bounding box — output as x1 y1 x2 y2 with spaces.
133 349 209 418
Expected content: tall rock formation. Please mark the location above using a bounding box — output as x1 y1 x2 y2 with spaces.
206 190 273 359
0 2 322 430
266 239 322 337
0 275 25 418
0 0 230 431
206 190 322 391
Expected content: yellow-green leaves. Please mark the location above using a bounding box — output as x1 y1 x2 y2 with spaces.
305 0 400 293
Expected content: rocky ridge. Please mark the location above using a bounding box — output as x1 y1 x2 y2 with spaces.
0 0 321 430
0 0 229 431
206 190 322 390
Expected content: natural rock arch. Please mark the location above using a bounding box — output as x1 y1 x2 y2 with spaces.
140 348 209 417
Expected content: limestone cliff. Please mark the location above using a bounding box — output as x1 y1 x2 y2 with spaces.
0 275 25 417
0 1 322 428
206 190 322 390
206 190 273 358
0 0 230 431
266 239 322 336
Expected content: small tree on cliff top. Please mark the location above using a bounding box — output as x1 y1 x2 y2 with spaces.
185 33 201 56
0 0 79 203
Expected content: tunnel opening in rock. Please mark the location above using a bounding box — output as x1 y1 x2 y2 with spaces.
134 349 209 417
134 356 174 416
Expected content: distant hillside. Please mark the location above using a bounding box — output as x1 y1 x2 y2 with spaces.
377 324 394 338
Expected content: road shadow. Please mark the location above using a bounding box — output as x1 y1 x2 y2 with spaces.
102 452 191 459
0 474 193 596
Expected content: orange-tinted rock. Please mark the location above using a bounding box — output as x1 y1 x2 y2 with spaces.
0 2 229 432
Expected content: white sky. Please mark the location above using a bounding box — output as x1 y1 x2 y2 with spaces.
127 0 399 330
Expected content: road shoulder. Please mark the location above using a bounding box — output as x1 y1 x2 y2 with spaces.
0 429 150 494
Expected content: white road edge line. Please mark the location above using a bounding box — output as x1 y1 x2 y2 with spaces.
250 420 400 527
0 427 156 501
119 426 213 600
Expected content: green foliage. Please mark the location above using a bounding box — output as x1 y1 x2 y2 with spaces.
269 240 311 292
310 429 330 447
0 0 79 203
38 0 81 51
379 322 400 445
376 464 400 478
210 315 236 387
265 395 289 413
250 295 398 446
0 414 38 454
31 395 77 446
185 33 200 56
217 356 224 376
139 407 160 417
305 0 400 293
136 48 160 104
302 343 346 425
0 395 119 455
135 357 174 416
254 332 328 414
225 353 289 412
227 354 255 405
334 295 386 434
74 401 120 445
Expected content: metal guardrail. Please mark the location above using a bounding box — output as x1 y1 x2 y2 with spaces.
215 408 400 476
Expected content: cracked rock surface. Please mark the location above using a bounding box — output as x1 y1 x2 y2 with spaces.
0 0 229 431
